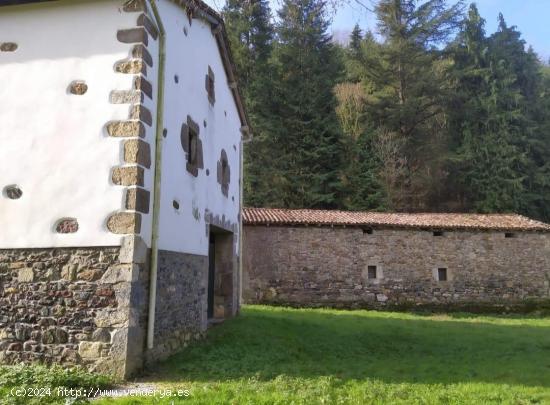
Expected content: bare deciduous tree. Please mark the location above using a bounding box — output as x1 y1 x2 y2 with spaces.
374 129 408 210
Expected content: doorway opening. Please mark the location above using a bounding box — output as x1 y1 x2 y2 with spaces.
207 226 235 321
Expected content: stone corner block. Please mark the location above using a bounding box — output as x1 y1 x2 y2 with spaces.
119 235 148 264
106 120 145 138
124 139 151 169
117 27 149 46
107 212 142 234
112 166 144 187
78 341 105 359
101 264 139 284
125 187 151 214
122 0 145 12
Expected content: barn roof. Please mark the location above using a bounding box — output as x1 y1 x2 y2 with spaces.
243 207 550 232
0 0 251 133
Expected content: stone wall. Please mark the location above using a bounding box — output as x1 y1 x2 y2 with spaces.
243 226 550 310
0 239 149 378
145 250 208 364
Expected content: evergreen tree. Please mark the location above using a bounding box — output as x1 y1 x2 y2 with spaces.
447 6 546 215
361 0 463 210
270 0 344 208
223 0 277 207
223 0 273 94
349 23 363 59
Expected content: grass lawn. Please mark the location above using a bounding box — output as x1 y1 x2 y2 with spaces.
94 305 550 404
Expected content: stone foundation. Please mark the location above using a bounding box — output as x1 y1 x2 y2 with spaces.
0 242 238 376
0 242 149 378
243 226 550 311
145 250 208 364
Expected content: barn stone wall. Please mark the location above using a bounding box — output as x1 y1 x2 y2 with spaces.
243 226 550 311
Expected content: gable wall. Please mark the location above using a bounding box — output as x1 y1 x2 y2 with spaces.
156 0 242 257
0 0 158 248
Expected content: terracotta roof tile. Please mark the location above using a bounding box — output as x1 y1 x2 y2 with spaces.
243 208 550 232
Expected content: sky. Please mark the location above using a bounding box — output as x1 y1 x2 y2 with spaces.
204 0 550 62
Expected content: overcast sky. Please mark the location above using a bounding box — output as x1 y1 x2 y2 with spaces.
204 0 549 62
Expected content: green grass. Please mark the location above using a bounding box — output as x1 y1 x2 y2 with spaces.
0 364 112 404
96 305 550 404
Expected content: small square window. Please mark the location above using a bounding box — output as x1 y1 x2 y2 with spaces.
433 231 444 237
505 232 516 238
181 116 203 177
362 228 373 235
205 66 215 104
437 268 447 282
368 265 377 279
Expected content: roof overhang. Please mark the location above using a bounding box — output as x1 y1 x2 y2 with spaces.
0 0 252 136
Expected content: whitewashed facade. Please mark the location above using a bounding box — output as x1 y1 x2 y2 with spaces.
0 0 248 377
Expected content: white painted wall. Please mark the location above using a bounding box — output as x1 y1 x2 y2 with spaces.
156 0 242 256
0 0 156 248
0 0 241 253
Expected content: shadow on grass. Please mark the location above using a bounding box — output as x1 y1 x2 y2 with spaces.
150 306 550 388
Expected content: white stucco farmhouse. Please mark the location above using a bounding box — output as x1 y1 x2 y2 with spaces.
0 0 249 377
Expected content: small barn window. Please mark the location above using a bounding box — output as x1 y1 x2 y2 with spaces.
437 268 448 282
205 66 215 104
180 116 203 177
368 265 377 279
505 232 516 238
217 149 230 197
433 230 444 237
362 228 373 235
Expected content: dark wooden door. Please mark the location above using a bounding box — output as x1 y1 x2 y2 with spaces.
207 234 216 319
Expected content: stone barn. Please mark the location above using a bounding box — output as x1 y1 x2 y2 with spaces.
0 0 250 377
243 208 550 310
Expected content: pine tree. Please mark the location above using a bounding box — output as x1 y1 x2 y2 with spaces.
349 23 363 59
223 0 273 94
360 0 463 210
223 0 277 207
270 0 344 208
447 6 545 215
